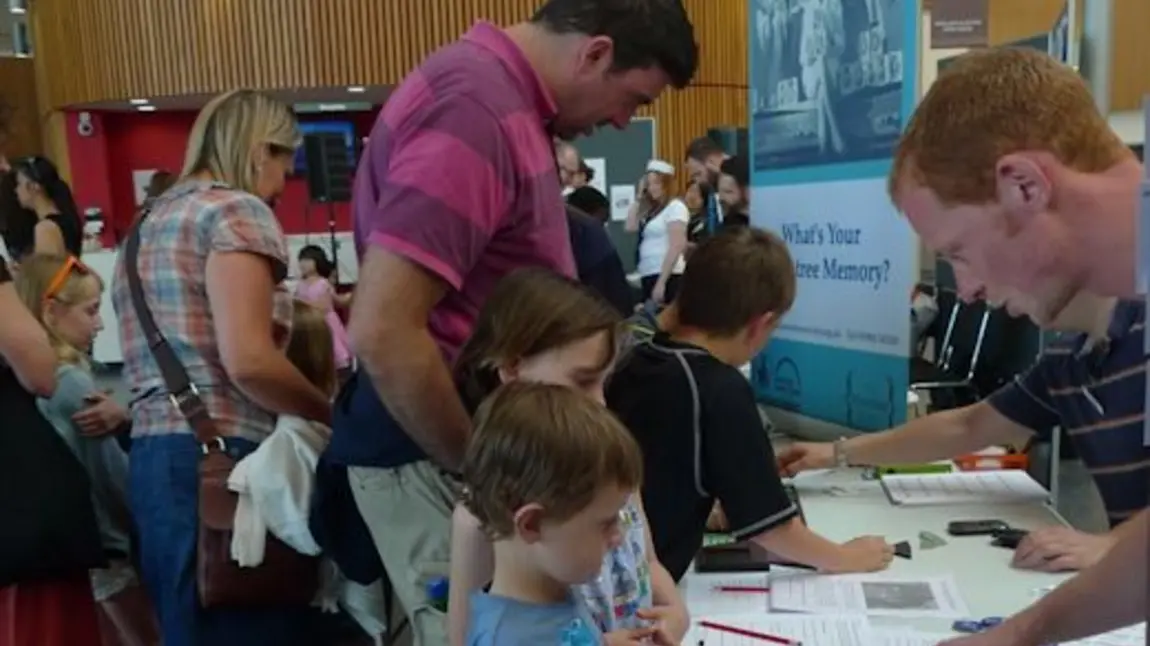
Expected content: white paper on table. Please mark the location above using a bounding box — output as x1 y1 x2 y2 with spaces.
680 573 771 617
131 169 159 206
584 157 607 195
768 572 970 618
879 469 1049 506
686 613 875 646
873 628 961 646
609 185 636 222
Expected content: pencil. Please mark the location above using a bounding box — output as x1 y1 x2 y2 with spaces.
713 585 771 593
699 620 803 645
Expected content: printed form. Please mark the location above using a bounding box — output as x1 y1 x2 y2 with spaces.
768 573 969 618
880 470 1049 506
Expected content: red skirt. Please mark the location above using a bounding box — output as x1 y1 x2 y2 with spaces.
0 572 102 646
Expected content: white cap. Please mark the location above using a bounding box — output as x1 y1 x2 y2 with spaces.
646 159 675 175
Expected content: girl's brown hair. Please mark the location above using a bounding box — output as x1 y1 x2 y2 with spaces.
454 268 622 410
287 299 337 397
14 254 103 366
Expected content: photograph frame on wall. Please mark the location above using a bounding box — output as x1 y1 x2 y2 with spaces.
750 0 906 173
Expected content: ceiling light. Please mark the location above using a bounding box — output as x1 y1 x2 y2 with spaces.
129 98 149 106
10 7 25 14
137 105 157 113
347 86 366 93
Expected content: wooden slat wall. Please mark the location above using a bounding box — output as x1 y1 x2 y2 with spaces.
1111 0 1150 112
33 0 749 183
986 0 1145 115
0 58 42 160
645 0 748 173
33 0 745 104
987 0 1067 46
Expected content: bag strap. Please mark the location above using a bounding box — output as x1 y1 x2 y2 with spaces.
124 210 223 449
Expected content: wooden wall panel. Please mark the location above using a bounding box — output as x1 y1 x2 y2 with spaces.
0 58 42 160
648 0 749 177
987 0 1067 46
33 0 750 184
1111 0 1150 112
34 0 747 108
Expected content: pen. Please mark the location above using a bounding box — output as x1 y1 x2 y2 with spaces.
699 620 803 645
713 585 771 593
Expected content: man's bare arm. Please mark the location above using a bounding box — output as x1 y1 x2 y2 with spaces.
348 248 472 471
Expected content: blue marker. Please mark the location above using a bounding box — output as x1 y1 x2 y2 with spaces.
953 619 983 634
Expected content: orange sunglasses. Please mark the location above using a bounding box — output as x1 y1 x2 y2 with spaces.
43 255 93 302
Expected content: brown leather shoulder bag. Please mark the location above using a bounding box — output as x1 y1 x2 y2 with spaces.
124 206 319 607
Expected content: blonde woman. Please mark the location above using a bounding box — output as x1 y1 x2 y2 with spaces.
626 160 689 305
111 90 333 646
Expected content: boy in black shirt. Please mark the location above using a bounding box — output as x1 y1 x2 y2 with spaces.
607 228 894 581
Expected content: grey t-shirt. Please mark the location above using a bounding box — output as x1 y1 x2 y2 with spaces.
37 365 133 566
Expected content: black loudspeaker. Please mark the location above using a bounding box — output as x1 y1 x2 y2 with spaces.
706 127 748 158
303 132 354 203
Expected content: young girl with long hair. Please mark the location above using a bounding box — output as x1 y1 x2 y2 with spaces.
447 268 688 646
0 254 105 646
14 254 158 646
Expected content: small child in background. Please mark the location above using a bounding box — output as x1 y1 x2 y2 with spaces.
295 245 352 381
16 254 158 646
285 298 338 402
462 383 648 646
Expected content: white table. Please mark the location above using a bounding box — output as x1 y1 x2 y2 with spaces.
679 467 1074 638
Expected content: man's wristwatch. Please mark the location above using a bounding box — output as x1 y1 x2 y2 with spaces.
833 437 850 469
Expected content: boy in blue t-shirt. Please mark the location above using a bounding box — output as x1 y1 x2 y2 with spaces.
461 382 647 646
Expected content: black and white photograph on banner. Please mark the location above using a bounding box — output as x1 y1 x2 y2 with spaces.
750 0 905 171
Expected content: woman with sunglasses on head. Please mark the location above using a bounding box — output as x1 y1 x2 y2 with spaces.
110 90 333 646
0 254 106 646
9 157 83 259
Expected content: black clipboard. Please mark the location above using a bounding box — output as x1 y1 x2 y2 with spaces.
695 483 811 573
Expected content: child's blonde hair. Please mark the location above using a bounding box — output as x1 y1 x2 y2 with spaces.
287 299 336 396
15 254 103 366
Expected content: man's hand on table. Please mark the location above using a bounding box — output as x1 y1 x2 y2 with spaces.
776 442 834 476
1011 526 1115 572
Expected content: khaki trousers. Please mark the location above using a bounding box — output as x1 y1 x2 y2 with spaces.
348 462 457 646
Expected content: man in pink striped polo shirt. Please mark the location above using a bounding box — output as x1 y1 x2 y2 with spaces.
316 2 698 643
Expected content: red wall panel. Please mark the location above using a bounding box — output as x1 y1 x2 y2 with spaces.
65 109 378 245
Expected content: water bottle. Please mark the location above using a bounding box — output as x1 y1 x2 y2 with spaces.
426 576 449 613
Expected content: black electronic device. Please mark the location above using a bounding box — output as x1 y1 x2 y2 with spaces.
946 519 1010 537
990 528 1029 549
303 132 354 203
695 483 808 573
695 542 816 574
